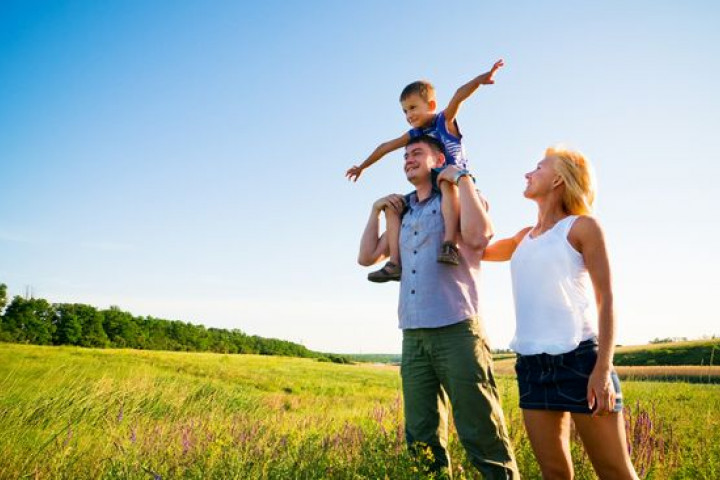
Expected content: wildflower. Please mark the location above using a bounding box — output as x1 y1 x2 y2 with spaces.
182 426 192 455
63 425 73 448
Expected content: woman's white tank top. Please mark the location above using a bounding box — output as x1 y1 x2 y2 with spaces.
509 215 597 355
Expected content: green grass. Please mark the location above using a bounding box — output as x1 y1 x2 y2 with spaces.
0 343 718 479
614 338 720 366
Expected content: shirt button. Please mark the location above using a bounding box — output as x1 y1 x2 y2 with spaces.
414 231 418 236
432 210 437 214
412 270 416 274
413 250 417 254
411 290 415 294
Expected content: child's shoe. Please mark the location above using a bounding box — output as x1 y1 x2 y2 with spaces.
368 261 402 283
437 242 460 265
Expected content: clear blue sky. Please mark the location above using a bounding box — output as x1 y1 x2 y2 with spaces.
2 1 718 353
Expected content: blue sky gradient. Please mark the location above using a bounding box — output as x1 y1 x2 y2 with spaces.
2 1 719 352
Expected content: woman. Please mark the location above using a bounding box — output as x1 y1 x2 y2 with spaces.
484 146 638 479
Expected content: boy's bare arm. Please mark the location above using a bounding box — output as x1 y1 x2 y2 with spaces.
443 59 504 130
346 132 410 182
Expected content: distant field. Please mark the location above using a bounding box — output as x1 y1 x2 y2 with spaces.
343 353 401 364
614 339 720 366
492 359 720 384
351 339 720 368
347 352 516 364
1 343 718 479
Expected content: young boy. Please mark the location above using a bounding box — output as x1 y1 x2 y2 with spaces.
346 59 504 282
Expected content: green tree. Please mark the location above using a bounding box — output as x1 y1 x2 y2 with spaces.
0 283 7 314
1 296 54 344
54 304 83 345
102 306 140 348
74 304 108 348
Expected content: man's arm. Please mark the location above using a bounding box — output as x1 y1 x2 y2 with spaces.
443 59 504 132
437 166 494 251
346 133 411 182
357 194 405 265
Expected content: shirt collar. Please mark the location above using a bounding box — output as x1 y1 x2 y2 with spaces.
407 190 440 211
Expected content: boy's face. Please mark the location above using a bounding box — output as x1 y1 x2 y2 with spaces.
401 94 436 129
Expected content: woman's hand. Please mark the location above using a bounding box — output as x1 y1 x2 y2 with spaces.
587 364 616 416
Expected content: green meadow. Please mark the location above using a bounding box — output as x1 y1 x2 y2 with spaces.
1 344 719 479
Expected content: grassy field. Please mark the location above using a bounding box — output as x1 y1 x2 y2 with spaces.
1 343 718 479
614 339 720 367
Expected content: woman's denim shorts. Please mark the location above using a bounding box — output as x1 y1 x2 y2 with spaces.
515 338 623 414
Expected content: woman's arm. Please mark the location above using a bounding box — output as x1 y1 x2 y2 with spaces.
482 227 532 261
569 216 616 415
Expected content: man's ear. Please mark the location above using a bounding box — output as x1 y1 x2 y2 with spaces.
552 175 564 188
435 153 446 168
429 99 437 111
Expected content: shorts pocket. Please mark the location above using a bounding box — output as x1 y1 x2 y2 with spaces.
555 380 588 404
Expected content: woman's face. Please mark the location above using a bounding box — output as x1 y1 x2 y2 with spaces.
524 155 559 199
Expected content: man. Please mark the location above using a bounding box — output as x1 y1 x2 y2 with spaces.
357 135 519 478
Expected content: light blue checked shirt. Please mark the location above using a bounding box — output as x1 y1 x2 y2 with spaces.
398 190 486 329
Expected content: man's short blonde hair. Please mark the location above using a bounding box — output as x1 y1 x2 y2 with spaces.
547 146 596 215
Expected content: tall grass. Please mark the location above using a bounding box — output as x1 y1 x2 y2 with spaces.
0 343 718 479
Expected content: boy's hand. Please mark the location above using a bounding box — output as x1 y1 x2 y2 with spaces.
436 165 462 185
478 59 505 85
346 165 364 182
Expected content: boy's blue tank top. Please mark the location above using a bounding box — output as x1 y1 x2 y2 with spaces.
408 111 469 169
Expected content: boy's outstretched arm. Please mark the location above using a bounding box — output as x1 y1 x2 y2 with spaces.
443 59 504 128
346 132 410 182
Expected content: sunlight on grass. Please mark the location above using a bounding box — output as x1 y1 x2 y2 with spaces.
0 344 718 479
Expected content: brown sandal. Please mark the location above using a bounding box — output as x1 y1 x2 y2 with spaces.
368 261 402 283
437 242 460 265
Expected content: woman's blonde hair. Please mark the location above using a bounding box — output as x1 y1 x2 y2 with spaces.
546 145 596 215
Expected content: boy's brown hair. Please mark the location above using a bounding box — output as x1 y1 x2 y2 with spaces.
400 80 436 103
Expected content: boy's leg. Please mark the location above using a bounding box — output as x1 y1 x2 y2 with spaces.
437 181 460 265
386 206 401 267
367 207 402 282
401 330 452 475
434 319 519 479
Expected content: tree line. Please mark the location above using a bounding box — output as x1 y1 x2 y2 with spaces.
0 283 348 362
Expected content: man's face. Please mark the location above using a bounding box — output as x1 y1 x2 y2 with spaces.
404 141 443 184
